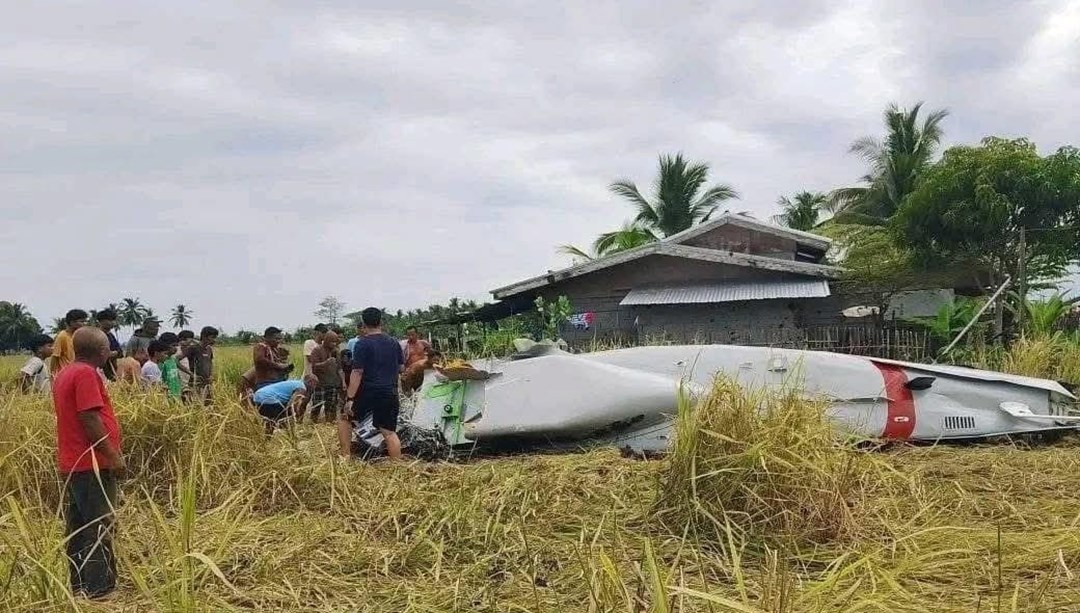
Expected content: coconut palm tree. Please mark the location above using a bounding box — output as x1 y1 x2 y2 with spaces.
0 301 42 351
118 297 148 329
170 304 194 328
559 222 657 261
774 191 828 231
610 153 739 238
829 102 948 225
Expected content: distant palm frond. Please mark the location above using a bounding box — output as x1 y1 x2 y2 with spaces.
610 153 739 238
774 191 828 231
830 102 949 224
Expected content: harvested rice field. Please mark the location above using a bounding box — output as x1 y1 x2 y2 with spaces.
1 348 1079 612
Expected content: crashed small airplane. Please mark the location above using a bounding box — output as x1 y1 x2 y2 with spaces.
350 343 1078 457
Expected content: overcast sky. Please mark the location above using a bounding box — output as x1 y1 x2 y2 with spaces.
2 1 1078 332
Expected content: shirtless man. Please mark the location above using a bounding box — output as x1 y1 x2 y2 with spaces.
401 347 440 395
307 330 345 423
252 327 293 389
400 326 432 370
114 348 148 385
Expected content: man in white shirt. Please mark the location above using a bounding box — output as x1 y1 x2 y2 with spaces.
19 334 54 393
140 340 168 389
303 324 328 377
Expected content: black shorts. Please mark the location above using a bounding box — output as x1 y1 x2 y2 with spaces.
257 402 290 423
355 390 400 431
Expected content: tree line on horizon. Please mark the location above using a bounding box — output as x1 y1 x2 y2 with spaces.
0 299 197 353
1 293 493 353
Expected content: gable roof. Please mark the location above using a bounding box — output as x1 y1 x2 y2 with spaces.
492 241 840 300
491 214 836 299
665 212 832 252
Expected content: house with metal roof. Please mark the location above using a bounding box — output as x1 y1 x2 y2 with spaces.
478 213 872 344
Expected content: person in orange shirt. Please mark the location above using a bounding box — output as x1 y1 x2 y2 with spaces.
50 309 88 375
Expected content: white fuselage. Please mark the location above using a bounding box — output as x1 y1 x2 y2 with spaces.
407 345 1077 454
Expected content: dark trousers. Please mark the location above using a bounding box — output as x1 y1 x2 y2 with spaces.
64 469 118 597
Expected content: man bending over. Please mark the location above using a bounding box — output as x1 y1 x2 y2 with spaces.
252 375 317 435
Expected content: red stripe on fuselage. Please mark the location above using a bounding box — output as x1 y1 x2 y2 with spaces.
872 362 916 440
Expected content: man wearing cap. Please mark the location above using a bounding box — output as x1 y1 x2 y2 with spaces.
124 317 160 358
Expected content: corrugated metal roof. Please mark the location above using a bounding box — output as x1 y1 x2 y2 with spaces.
620 279 831 306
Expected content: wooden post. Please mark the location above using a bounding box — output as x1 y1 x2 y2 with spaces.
993 289 1005 343
1016 227 1027 334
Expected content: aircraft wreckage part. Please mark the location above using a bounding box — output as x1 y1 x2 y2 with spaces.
872 362 916 440
401 345 1080 456
577 345 1076 440
465 356 679 441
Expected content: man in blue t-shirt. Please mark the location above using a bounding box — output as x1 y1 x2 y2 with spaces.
341 307 405 459
253 375 317 435
346 320 363 355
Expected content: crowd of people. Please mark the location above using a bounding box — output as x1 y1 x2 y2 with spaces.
22 308 438 437
21 305 436 600
18 308 220 401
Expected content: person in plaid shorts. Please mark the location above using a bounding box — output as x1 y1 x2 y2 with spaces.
306 330 344 423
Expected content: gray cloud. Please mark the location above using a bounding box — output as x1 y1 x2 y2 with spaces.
1 0 1077 331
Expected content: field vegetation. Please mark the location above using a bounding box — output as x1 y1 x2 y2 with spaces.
2 341 1080 611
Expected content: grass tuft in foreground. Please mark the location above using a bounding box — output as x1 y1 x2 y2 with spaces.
658 378 891 551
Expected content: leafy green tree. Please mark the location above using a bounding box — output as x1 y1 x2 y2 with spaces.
774 191 828 231
234 330 256 344
610 153 739 237
833 227 924 325
170 304 194 328
830 102 948 225
894 137 1080 290
534 295 573 340
0 302 43 352
559 222 657 261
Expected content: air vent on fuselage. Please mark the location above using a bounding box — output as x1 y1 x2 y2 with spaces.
943 415 976 430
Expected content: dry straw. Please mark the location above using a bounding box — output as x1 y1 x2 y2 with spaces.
0 344 1078 611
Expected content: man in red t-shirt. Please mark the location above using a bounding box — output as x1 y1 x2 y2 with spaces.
51 326 124 600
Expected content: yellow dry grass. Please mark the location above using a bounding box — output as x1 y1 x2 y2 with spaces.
0 344 1078 611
